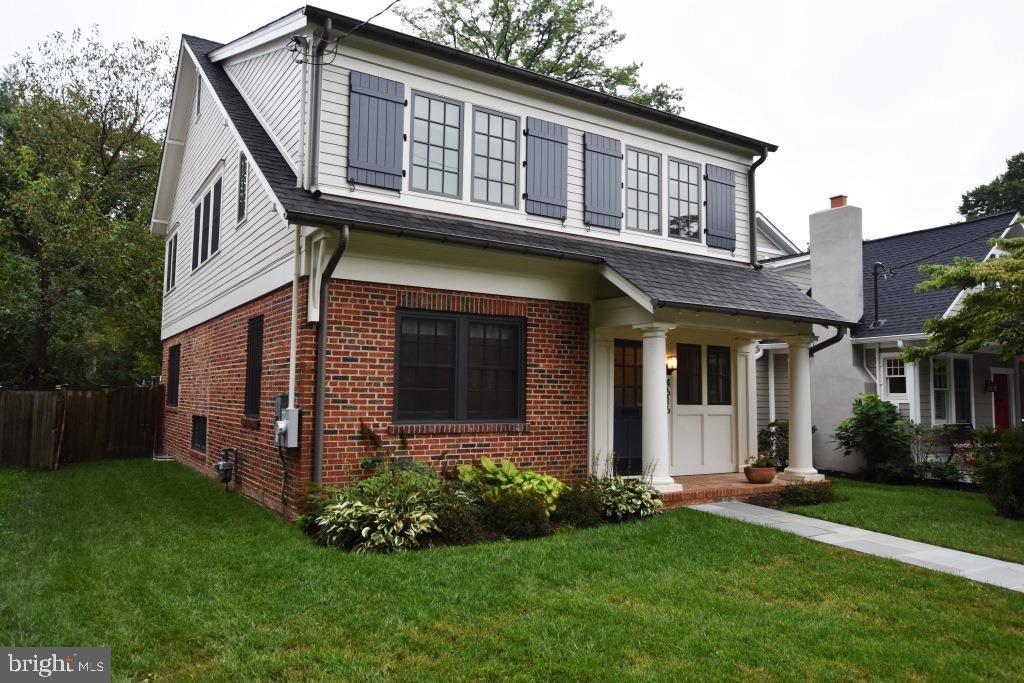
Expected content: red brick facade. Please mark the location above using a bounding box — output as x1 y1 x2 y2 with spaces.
162 278 590 514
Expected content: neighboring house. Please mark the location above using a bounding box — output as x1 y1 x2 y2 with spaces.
150 6 848 513
761 197 1023 471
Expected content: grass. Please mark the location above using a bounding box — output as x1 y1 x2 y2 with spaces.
783 478 1024 564
2 461 1023 681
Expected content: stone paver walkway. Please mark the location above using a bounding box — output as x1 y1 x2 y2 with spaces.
692 501 1024 593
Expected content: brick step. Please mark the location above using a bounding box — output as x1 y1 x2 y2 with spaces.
660 477 827 509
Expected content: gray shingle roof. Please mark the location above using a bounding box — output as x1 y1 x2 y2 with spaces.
854 211 1017 337
183 35 849 328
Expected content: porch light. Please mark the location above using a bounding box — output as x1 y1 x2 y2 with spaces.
665 355 677 375
983 379 997 393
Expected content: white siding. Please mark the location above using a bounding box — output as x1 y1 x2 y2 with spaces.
160 78 293 340
224 47 303 170
317 38 754 264
773 262 812 293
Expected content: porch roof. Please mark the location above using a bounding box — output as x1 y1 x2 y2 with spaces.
184 35 850 330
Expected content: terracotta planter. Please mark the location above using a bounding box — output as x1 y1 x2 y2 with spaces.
744 466 776 484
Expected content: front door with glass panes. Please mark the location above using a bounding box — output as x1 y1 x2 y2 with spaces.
670 343 736 475
612 340 643 476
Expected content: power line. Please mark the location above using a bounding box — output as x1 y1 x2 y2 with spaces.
889 225 1008 272
295 0 403 67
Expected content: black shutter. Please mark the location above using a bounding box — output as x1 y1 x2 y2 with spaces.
200 192 211 261
243 316 264 418
237 153 248 222
524 117 568 219
347 71 405 190
705 164 736 250
583 132 623 229
192 204 200 270
210 179 222 254
167 344 180 406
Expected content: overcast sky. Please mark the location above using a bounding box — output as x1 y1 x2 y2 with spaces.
3 0 1022 246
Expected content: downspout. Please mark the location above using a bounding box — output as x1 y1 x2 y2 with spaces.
312 225 350 484
307 18 332 196
747 147 769 269
295 37 309 189
809 325 846 356
287 224 301 409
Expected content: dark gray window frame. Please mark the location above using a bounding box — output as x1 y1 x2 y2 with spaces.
706 345 732 406
165 230 178 293
243 316 264 419
191 415 207 453
191 176 223 273
408 90 464 199
469 105 520 209
393 309 527 424
624 146 661 234
237 153 248 224
676 343 702 406
667 157 702 243
166 344 181 407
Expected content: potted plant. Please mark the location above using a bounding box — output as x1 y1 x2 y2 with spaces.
744 453 777 484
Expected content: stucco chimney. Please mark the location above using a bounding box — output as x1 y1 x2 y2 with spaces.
830 195 848 209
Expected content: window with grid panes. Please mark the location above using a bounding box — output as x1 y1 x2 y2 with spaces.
626 148 660 232
668 159 700 241
410 94 462 197
472 109 518 207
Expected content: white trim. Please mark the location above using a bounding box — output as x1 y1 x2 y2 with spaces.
755 211 802 254
762 253 810 269
990 367 1015 429
209 11 309 63
767 349 776 422
907 360 921 424
880 353 909 404
940 214 1022 319
189 159 226 205
600 264 654 313
852 333 930 344
929 356 952 425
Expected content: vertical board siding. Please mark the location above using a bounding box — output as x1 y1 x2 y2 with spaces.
524 117 569 219
161 78 294 339
347 71 406 190
583 132 623 229
706 164 737 250
224 49 303 165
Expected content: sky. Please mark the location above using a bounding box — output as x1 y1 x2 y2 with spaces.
2 0 1022 246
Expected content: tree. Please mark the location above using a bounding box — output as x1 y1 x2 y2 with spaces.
959 153 1024 219
904 217 1024 362
396 0 684 113
0 29 171 387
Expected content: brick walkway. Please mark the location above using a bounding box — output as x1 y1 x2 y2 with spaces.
660 472 808 508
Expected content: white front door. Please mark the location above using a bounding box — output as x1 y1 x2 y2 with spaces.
670 343 736 475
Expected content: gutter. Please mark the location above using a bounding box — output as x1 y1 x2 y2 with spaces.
809 326 846 356
747 148 769 269
307 16 331 195
312 225 349 484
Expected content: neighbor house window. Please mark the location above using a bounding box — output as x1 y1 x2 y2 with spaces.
676 343 701 405
191 178 222 270
237 153 248 223
410 93 462 197
884 357 907 397
166 344 181 406
191 415 207 453
195 80 202 119
243 316 264 418
394 311 525 422
626 148 660 232
472 107 518 207
668 159 700 241
164 232 178 292
932 358 949 422
706 346 732 405
953 358 972 424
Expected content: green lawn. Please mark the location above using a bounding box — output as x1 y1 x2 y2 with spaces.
2 462 1023 681
784 478 1024 564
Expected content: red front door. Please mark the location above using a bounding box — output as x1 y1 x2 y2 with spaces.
993 373 1011 430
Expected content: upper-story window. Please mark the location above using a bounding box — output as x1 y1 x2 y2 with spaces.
164 231 178 293
237 153 248 223
410 93 462 197
668 158 700 241
472 108 518 207
626 148 660 233
191 177 222 270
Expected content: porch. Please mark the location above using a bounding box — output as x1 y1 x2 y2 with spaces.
660 472 814 508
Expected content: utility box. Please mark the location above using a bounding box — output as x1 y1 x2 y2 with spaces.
273 394 301 449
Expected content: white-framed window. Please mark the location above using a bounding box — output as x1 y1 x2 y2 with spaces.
930 355 974 425
195 79 202 120
667 158 700 242
237 153 248 224
191 177 222 271
471 107 518 208
409 92 463 198
164 229 178 293
931 357 949 422
625 147 660 233
883 355 907 398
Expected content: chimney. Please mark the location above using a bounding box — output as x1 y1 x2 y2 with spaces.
830 195 848 209
809 196 863 322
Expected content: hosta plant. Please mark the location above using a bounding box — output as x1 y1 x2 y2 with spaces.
316 496 438 553
588 476 663 521
457 456 565 512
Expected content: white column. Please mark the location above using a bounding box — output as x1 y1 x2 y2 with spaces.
633 323 682 493
591 334 615 478
779 335 824 482
736 340 759 468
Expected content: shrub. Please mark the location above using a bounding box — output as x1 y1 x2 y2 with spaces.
973 429 1024 519
457 457 565 512
779 481 836 506
834 394 913 479
757 420 789 469
483 491 552 539
587 476 663 521
431 487 484 546
916 459 964 484
551 482 604 528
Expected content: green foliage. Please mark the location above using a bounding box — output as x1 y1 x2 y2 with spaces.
915 459 964 484
0 29 171 386
457 456 565 511
586 476 663 521
431 486 485 545
757 420 789 469
551 482 604 528
904 219 1024 362
972 429 1024 519
778 481 837 506
482 491 551 539
834 394 913 480
959 153 1024 219
397 0 683 114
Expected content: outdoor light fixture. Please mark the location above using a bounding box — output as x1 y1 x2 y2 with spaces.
665 355 678 375
983 379 997 393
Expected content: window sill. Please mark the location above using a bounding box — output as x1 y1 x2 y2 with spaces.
241 416 260 430
389 421 529 436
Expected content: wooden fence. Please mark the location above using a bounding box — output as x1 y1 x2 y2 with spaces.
0 387 160 469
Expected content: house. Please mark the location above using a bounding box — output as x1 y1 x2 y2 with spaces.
762 197 1023 471
150 6 848 513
